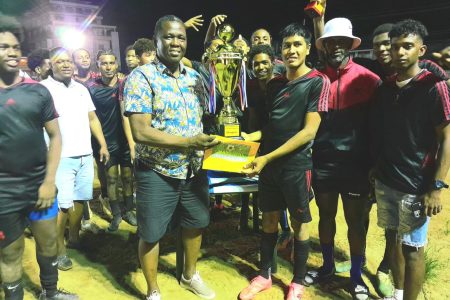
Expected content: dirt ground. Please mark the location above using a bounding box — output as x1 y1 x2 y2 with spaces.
3 176 450 300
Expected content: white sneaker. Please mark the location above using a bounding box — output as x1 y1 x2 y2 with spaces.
146 290 161 300
180 271 215 299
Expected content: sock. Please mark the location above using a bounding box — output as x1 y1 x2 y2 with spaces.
320 242 334 272
101 186 108 199
37 254 58 297
215 195 222 205
260 232 278 279
394 289 404 300
279 210 290 232
83 201 90 221
292 239 310 284
124 195 134 211
110 201 121 218
3 279 24 300
350 254 364 285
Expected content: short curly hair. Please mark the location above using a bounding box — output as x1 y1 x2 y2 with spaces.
389 19 428 42
133 38 156 57
0 13 24 42
27 48 50 72
248 44 275 65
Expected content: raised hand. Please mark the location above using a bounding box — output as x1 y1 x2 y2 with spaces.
184 15 204 31
211 14 227 28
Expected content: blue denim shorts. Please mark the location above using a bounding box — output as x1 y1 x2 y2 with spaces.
56 154 94 209
375 180 429 247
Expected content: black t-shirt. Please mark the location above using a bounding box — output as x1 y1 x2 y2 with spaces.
247 78 270 131
0 78 58 210
354 57 449 82
87 78 126 151
372 70 450 194
262 69 329 169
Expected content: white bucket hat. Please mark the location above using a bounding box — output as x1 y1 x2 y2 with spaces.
316 18 361 51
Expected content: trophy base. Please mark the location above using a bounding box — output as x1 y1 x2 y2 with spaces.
219 123 241 138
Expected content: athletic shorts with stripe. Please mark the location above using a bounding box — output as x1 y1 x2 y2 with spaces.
258 164 313 223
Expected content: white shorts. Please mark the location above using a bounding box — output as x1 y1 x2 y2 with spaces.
56 154 94 209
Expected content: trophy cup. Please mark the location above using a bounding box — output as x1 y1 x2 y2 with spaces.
207 24 246 138
304 1 325 18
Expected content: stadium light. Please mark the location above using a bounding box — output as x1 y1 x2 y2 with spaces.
55 26 85 49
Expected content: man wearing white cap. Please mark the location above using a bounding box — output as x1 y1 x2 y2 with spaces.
306 3 381 299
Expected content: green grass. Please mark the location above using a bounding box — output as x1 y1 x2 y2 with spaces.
424 247 442 283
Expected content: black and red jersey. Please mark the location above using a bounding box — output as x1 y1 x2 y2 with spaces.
86 77 126 152
354 57 449 82
0 78 58 212
313 59 381 181
372 70 450 194
262 69 329 170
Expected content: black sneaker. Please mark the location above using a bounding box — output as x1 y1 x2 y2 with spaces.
39 289 79 300
351 281 369 300
107 215 122 232
304 266 335 286
57 255 73 271
122 211 137 226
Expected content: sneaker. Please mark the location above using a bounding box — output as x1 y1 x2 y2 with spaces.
81 220 100 234
239 275 272 300
377 271 394 297
180 271 215 299
304 266 335 285
352 282 369 300
286 282 305 300
146 290 161 300
57 255 73 271
107 215 122 232
213 203 224 210
39 289 79 299
335 260 352 273
122 211 137 226
277 230 293 250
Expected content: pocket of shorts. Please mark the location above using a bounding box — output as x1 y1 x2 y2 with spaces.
401 195 423 219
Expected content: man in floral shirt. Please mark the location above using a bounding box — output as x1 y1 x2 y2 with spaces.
124 15 219 300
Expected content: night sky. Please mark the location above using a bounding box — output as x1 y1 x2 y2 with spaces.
1 0 449 63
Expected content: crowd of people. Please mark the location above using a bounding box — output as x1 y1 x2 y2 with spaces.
1 1 449 300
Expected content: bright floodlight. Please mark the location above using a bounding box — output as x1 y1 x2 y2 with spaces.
55 26 85 49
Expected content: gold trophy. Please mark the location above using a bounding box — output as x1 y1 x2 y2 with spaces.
207 24 246 138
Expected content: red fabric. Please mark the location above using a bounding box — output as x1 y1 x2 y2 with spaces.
322 59 380 110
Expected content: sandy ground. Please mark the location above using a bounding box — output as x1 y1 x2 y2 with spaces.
2 176 449 300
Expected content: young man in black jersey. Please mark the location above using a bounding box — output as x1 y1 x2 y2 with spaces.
0 14 77 300
371 20 450 300
239 23 329 300
87 50 136 231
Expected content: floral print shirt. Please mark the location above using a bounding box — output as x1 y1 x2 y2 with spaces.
124 59 207 179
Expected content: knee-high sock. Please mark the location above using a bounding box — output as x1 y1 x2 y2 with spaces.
293 239 310 284
3 279 24 300
321 242 335 272
37 254 58 297
260 232 278 279
279 210 290 232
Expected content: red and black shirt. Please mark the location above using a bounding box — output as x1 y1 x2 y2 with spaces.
0 78 58 209
86 78 127 152
372 70 450 194
262 69 329 170
313 59 381 181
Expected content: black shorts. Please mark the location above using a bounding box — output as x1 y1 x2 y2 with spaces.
312 171 371 197
258 164 313 223
0 199 58 248
94 143 132 170
134 164 210 243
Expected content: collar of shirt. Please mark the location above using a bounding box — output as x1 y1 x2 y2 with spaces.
153 58 187 77
46 75 77 89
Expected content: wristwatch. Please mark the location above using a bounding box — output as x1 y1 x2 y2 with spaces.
430 179 449 191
